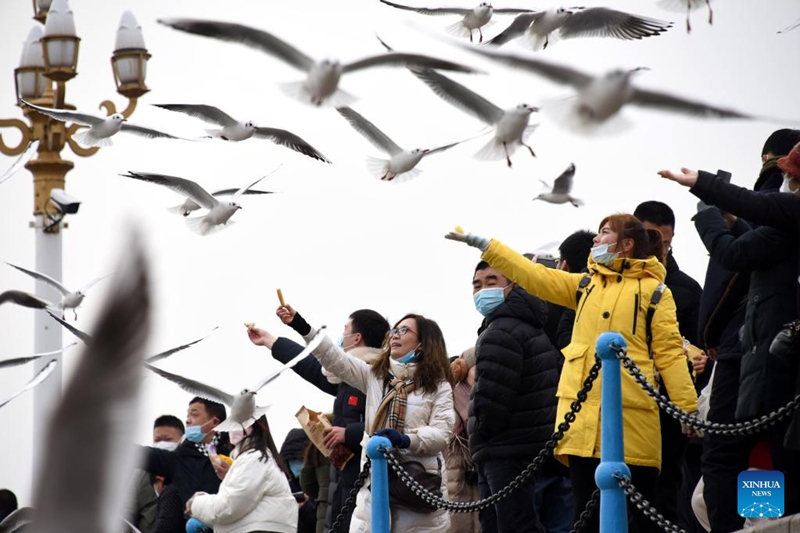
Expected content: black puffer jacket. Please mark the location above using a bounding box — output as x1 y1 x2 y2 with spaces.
469 287 560 462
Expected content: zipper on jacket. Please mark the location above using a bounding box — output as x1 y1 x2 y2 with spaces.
576 285 594 323
632 293 639 335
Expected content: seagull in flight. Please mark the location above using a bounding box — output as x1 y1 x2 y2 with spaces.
145 326 328 432
0 343 77 370
655 0 712 33
0 289 52 310
168 187 275 217
120 171 273 236
487 7 672 50
152 104 331 163
158 18 481 107
21 99 183 148
535 163 583 206
407 66 539 167
337 106 465 182
377 1 535 43
5 262 113 320
455 45 777 132
779 16 800 34
0 140 39 186
0 359 58 409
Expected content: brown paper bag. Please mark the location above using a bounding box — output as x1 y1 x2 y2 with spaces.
295 406 354 471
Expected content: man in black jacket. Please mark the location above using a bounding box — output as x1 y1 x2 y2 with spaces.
471 261 561 533
249 306 389 533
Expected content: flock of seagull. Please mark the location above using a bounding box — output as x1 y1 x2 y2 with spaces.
0 2 798 529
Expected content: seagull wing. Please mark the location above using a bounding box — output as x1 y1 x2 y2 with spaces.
378 0 470 15
119 123 180 140
144 362 234 406
456 45 593 87
0 507 35 532
0 343 77 369
493 8 538 14
551 163 576 194
424 140 465 156
46 310 93 344
145 326 219 364
0 140 39 186
486 12 543 46
779 17 800 33
79 271 115 293
152 104 237 127
211 188 275 196
408 67 504 125
629 87 755 119
158 19 315 72
253 127 332 163
0 290 52 309
5 262 70 295
32 229 152 533
121 172 218 209
231 167 282 201
343 52 480 74
0 359 57 409
336 107 403 156
251 326 328 393
560 8 673 40
21 99 102 126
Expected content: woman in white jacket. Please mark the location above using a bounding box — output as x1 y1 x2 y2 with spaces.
186 414 298 533
249 311 455 532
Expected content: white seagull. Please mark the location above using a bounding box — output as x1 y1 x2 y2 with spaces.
5 262 113 320
144 326 327 432
0 343 77 370
455 46 773 133
656 0 712 33
535 163 583 207
337 106 465 182
0 289 52 310
487 7 672 50
779 16 800 34
120 171 272 236
378 1 535 43
158 18 481 107
168 187 275 217
408 66 539 167
0 359 58 409
31 227 152 533
152 104 331 163
21 99 182 148
0 140 39 186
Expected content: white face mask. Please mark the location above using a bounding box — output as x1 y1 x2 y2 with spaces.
591 242 619 265
152 440 179 451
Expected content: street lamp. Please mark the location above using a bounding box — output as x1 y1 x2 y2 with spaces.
0 0 152 475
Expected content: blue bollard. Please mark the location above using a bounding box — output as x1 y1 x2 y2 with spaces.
366 435 393 533
595 331 632 533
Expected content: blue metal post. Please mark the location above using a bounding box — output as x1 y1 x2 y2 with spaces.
595 331 632 533
366 435 392 533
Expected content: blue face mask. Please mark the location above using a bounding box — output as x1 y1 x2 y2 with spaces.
184 424 208 444
397 349 418 364
336 333 357 350
591 242 618 265
288 460 304 478
474 287 507 317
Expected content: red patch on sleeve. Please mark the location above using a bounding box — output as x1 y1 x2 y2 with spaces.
348 395 359 406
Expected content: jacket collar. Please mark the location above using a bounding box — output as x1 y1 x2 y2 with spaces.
587 255 666 282
389 357 418 381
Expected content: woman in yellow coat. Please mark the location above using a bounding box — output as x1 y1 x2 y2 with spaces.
447 214 698 532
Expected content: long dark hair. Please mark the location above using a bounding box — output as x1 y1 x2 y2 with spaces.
371 313 453 393
239 414 290 476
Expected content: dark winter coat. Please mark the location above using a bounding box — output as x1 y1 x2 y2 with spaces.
665 255 703 347
469 286 560 462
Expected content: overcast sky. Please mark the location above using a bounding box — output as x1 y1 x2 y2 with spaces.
1 0 798 506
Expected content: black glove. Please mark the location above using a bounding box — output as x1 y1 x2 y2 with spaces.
375 428 410 449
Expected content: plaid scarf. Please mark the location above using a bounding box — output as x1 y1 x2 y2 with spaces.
371 376 416 434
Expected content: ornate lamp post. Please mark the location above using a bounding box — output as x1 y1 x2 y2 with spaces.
0 0 151 471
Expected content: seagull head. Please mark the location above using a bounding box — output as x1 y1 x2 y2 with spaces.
476 2 493 15
411 148 429 155
239 388 256 397
244 120 258 130
110 113 126 123
226 199 243 210
516 103 540 114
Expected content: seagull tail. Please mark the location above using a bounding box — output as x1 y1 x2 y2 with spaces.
213 418 240 434
522 31 552 52
185 216 235 236
365 157 391 180
474 137 514 161
166 204 190 216
73 130 112 148
445 20 473 39
278 81 356 108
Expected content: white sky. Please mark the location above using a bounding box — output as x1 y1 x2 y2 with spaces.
1 0 798 507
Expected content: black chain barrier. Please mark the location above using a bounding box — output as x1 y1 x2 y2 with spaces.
614 472 686 533
379 360 602 515
611 344 800 436
330 458 372 533
569 488 601 533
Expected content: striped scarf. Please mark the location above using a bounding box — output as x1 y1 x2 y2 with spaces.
371 376 416 434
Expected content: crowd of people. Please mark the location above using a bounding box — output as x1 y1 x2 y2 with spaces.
11 128 794 533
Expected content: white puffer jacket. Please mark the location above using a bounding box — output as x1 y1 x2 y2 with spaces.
190 448 297 533
304 328 455 533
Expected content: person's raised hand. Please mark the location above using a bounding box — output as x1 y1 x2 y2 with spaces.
657 167 698 188
276 304 297 325
247 327 276 349
444 227 490 251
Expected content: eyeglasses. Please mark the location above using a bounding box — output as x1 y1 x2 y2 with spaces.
390 326 417 338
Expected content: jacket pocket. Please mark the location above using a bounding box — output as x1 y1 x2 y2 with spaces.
557 344 590 400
